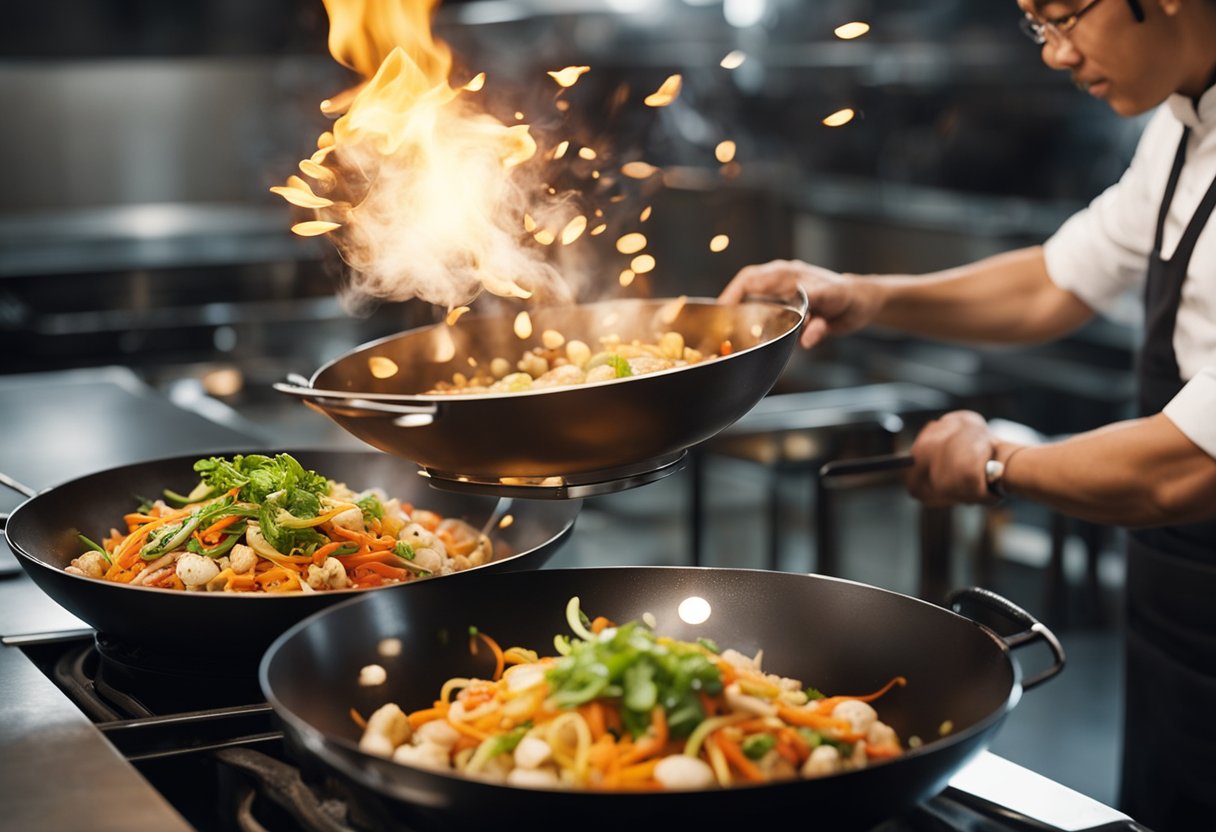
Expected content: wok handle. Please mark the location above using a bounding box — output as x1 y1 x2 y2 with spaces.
818 452 913 479
0 471 37 500
273 381 439 425
0 472 37 535
948 586 1066 691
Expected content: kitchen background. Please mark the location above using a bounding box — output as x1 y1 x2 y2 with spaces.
2 0 1141 811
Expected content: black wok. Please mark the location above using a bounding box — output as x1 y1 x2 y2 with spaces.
1 449 580 660
261 566 1064 832
275 293 807 482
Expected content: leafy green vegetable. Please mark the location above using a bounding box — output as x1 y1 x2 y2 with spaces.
608 355 632 378
742 733 776 760
192 453 328 505
623 662 658 712
545 601 723 739
798 728 824 749
587 352 633 379
186 530 244 558
357 493 384 521
467 725 530 773
394 541 415 560
797 727 853 753
258 495 325 555
139 495 249 560
184 454 332 556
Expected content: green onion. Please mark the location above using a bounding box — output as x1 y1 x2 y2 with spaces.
565 596 597 641
140 513 203 560
465 725 528 774
187 531 244 558
623 662 658 712
77 534 111 564
544 605 724 740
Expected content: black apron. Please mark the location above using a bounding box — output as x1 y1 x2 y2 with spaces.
1121 125 1216 831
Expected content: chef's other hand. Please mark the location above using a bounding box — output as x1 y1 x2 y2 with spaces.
906 411 1000 507
717 259 882 349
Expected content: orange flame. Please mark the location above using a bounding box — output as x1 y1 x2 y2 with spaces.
273 0 569 309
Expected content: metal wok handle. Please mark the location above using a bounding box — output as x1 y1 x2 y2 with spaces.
818 452 913 479
274 378 439 426
948 586 1066 691
0 472 37 500
0 471 38 533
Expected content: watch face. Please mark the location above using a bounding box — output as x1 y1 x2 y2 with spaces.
985 459 1001 482
985 459 1005 495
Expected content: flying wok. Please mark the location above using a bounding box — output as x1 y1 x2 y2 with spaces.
275 293 808 486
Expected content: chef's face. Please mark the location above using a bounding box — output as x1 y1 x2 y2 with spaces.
1017 0 1193 117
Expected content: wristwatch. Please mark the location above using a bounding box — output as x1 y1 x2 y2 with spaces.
984 455 1008 498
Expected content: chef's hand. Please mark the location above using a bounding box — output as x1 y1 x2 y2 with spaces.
718 259 883 348
906 411 1000 507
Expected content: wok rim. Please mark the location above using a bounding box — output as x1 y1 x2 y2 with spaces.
308 294 806 403
4 448 582 601
260 565 1024 798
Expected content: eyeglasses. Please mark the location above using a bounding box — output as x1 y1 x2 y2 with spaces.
1018 0 1109 45
1018 0 1144 46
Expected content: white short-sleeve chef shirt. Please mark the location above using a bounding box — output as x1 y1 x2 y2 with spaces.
1044 86 1216 459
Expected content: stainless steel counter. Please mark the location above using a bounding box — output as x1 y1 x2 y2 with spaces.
0 366 257 590
0 365 265 830
0 645 194 832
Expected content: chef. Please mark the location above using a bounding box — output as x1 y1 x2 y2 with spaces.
720 1 1216 829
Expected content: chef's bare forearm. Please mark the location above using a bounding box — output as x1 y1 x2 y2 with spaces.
995 415 1216 526
864 247 1094 344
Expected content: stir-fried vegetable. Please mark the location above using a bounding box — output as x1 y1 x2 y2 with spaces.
356 598 908 790
63 453 494 593
545 599 723 739
425 329 726 395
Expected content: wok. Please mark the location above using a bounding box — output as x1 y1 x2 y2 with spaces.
1 449 580 660
275 293 807 483
261 566 1064 832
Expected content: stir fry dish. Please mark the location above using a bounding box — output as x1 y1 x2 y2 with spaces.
66 453 491 592
356 598 906 790
426 330 732 395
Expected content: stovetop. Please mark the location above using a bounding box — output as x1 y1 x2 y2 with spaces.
0 368 1152 832
1 630 1149 832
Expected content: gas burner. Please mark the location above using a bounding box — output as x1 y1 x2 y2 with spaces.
417 450 688 499
26 635 1145 832
93 633 264 713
